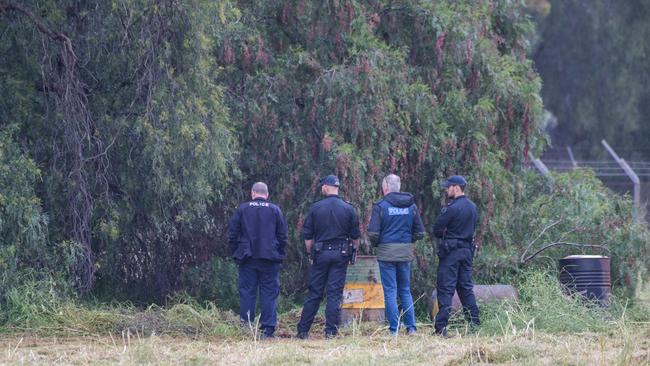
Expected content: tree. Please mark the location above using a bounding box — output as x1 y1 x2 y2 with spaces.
1 0 239 301
216 0 544 297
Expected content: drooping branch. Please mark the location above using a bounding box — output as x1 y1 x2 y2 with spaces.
2 0 106 295
519 219 562 263
521 242 610 265
1 1 69 42
518 219 608 265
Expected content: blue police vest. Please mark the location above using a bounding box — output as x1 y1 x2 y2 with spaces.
377 200 415 244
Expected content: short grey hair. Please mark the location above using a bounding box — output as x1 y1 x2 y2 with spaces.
251 182 269 195
382 174 401 193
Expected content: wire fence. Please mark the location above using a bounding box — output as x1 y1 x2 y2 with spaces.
534 142 650 225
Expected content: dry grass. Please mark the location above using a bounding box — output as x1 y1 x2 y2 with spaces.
1 322 648 365
1 274 648 364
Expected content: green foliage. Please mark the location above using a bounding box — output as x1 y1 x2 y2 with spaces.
0 129 78 307
0 129 48 280
1 0 240 301
2 271 647 340
0 0 648 318
178 257 239 311
88 0 240 301
216 0 546 299
477 270 650 336
3 278 77 329
462 169 650 301
501 170 650 296
1 282 242 337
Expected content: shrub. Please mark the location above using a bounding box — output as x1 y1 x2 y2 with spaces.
476 270 649 336
178 257 239 311
0 129 78 312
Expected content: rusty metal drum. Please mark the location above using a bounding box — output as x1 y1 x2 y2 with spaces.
340 255 385 324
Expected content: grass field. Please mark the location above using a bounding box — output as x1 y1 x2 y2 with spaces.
1 323 649 365
1 273 649 365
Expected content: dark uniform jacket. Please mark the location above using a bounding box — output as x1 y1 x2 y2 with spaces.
367 192 425 261
302 195 360 243
228 197 288 263
432 195 478 241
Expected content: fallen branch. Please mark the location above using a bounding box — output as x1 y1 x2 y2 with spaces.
521 242 610 264
519 219 562 264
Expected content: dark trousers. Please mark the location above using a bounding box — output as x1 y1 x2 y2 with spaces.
297 250 348 335
239 258 280 335
434 248 480 332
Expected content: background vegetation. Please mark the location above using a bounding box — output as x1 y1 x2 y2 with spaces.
534 0 650 159
0 0 648 327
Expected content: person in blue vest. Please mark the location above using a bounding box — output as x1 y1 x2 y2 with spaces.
296 175 360 339
432 175 480 337
367 174 426 335
228 182 288 339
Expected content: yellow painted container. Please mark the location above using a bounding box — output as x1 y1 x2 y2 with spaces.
341 255 385 323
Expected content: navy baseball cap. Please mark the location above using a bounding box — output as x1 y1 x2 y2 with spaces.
442 175 467 188
320 174 340 187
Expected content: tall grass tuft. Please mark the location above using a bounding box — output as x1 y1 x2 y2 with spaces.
475 270 648 336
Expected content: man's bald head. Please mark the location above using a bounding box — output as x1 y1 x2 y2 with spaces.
251 182 269 199
382 174 401 195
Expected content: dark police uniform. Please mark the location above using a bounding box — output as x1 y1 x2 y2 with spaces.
432 194 480 334
228 197 288 337
297 194 360 337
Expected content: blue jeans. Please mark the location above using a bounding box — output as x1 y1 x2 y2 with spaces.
378 260 416 332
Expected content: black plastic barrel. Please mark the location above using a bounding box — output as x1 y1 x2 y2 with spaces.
559 255 611 306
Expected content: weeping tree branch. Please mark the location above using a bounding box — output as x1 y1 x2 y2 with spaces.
1 2 70 43
2 0 107 295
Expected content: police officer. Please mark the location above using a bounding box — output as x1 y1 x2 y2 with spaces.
367 174 425 335
296 175 360 339
432 175 480 337
228 182 288 339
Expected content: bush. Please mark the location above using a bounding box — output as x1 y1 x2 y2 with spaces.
472 270 650 336
410 169 650 317
0 129 78 312
178 257 239 311
506 170 650 296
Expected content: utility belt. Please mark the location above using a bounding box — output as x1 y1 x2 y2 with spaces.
448 238 473 249
313 239 353 257
437 238 473 257
314 240 348 251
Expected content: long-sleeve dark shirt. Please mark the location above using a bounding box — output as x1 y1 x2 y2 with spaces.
432 196 478 241
302 195 360 243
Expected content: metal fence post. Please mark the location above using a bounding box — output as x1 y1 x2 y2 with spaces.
528 151 554 189
602 140 641 223
566 146 578 168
